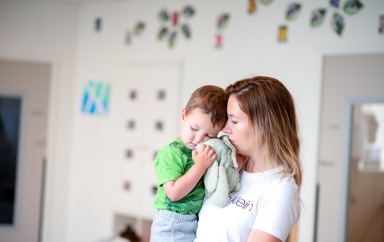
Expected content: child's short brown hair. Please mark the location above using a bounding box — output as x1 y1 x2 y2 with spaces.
185 85 227 127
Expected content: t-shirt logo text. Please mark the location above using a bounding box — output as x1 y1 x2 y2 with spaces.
226 195 254 211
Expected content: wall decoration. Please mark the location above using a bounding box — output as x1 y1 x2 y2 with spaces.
129 89 137 100
81 80 110 115
171 12 179 26
217 13 230 30
379 15 384 34
157 27 168 40
260 0 274 6
331 12 344 36
134 21 146 36
248 0 257 14
215 13 231 48
169 31 177 48
286 3 302 21
155 121 164 131
157 89 166 100
182 5 195 18
311 9 327 28
125 31 132 45
343 0 363 16
125 21 146 45
152 185 158 195
157 5 196 49
330 0 340 8
214 34 222 48
278 25 288 42
127 120 136 130
123 181 131 191
125 149 134 159
94 17 102 32
181 24 191 39
159 9 169 21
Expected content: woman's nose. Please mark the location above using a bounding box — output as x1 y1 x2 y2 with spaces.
222 121 231 134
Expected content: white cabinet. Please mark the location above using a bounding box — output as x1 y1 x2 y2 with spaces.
110 62 182 239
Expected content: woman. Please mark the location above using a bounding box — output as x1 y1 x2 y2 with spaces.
195 76 302 242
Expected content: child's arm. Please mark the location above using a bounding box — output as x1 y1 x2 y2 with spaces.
163 144 216 201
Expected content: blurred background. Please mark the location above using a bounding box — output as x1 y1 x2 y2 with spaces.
0 0 383 241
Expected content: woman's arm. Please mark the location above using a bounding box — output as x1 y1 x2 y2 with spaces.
247 229 282 242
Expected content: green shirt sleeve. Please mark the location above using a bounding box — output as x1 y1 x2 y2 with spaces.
154 144 187 186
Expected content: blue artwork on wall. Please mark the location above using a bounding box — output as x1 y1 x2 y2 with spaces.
81 80 110 115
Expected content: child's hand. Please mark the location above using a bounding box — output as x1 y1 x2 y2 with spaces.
192 144 216 171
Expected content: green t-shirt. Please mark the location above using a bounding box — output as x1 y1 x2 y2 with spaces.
153 138 205 214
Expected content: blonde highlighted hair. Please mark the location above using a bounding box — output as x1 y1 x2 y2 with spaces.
226 76 302 191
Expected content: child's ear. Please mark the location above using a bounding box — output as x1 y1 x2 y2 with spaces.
180 108 186 123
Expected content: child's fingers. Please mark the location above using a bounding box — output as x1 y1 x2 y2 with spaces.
192 150 197 158
211 153 217 160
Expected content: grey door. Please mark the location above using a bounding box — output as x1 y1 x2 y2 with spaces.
316 54 384 242
0 59 50 242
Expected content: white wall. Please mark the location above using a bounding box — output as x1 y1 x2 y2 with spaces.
0 1 78 242
1 0 384 242
71 1 384 242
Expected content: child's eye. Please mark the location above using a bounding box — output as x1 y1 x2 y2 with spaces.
231 121 238 124
191 126 198 131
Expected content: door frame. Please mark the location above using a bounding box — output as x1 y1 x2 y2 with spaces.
0 54 57 242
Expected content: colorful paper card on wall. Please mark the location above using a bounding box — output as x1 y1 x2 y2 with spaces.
95 17 102 32
81 80 110 115
379 15 384 35
157 5 196 49
134 21 146 36
248 0 257 14
214 13 230 48
311 9 327 28
125 21 146 45
217 13 230 30
260 0 273 6
330 0 340 8
286 3 302 21
331 12 344 36
343 0 363 16
278 25 288 42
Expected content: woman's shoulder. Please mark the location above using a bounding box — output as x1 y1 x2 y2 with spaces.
260 167 299 195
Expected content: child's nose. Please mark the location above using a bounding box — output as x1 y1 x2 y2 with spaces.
195 134 204 143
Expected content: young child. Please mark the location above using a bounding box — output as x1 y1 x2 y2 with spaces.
150 85 228 242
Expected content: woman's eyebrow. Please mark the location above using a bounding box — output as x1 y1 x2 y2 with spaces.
228 114 239 118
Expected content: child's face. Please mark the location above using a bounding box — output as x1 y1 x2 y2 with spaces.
179 107 223 150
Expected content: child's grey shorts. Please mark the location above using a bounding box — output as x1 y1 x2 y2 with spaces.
150 209 198 242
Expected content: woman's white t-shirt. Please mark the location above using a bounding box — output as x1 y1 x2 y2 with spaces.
195 166 300 242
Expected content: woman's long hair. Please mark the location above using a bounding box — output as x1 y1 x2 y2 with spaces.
226 76 302 191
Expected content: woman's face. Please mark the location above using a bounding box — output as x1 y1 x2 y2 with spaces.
222 95 251 156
